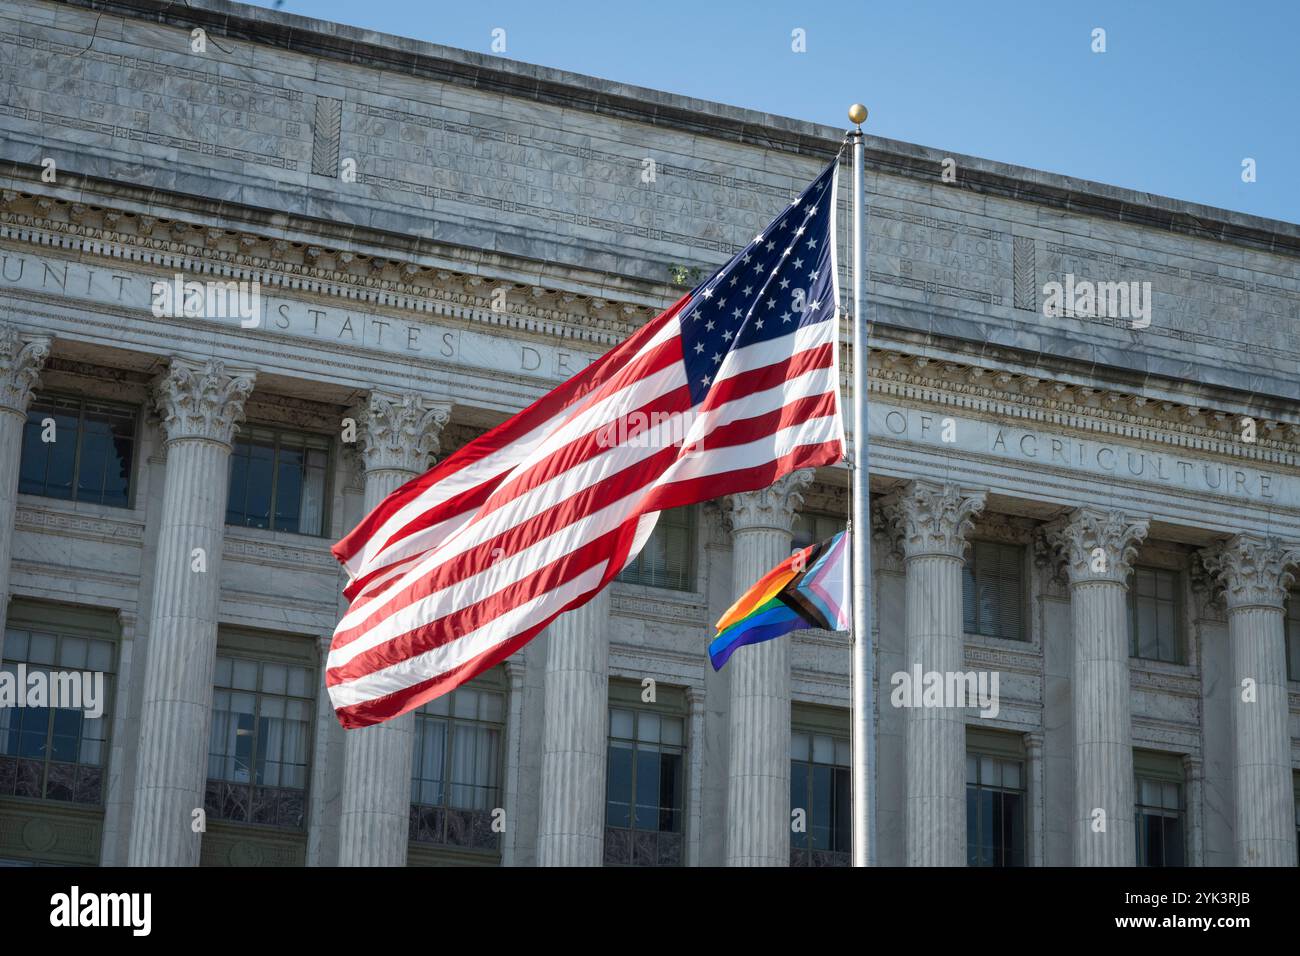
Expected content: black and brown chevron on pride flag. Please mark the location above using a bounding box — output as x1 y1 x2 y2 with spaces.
327 158 845 728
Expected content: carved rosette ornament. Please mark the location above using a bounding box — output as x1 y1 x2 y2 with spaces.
881 479 986 560
0 325 52 416
726 468 814 534
1199 534 1300 611
358 390 452 476
153 358 256 446
1044 507 1149 586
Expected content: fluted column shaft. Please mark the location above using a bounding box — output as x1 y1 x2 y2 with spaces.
1202 534 1300 866
537 588 611 866
1047 508 1148 867
129 359 254 866
1071 580 1133 865
0 328 51 655
885 480 985 867
339 392 450 867
724 469 812 866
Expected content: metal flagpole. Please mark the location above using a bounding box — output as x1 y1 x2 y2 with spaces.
847 103 876 867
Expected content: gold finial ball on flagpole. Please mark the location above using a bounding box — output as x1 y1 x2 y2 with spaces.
848 103 868 126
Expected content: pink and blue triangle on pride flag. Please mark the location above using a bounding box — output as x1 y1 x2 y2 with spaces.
709 531 850 670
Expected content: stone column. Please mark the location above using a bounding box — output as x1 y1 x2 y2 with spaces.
1025 732 1046 868
0 327 51 653
128 359 255 866
686 686 706 867
338 391 450 867
1200 534 1300 867
500 659 526 866
537 588 611 866
724 468 813 866
883 480 985 867
1046 507 1148 867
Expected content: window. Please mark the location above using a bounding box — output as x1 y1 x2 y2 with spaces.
790 707 850 866
20 394 136 508
605 688 685 866
963 540 1026 641
205 648 314 830
226 425 329 536
409 677 505 854
618 506 694 591
966 751 1026 866
1129 566 1181 663
792 511 846 552
0 606 116 809
1134 752 1185 867
1285 594 1300 681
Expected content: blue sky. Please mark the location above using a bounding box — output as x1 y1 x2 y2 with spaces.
245 0 1298 224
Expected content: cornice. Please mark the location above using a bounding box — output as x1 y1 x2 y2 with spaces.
5 192 1300 469
0 190 664 349
55 0 1300 258
870 350 1300 468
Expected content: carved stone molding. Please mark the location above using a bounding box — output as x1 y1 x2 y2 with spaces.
6 194 1300 469
726 468 814 535
15 505 145 545
1198 533 1300 611
153 358 256 446
0 324 52 416
0 196 659 348
880 479 986 560
355 390 452 475
1188 556 1227 618
1042 507 1149 586
969 511 1038 545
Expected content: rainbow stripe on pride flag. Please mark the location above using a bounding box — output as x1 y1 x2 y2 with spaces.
709 531 850 670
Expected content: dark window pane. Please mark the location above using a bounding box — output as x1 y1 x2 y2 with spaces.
1164 817 1184 866
44 412 79 500
659 752 682 832
19 419 49 495
633 749 660 830
274 453 304 534
20 397 136 507
832 767 851 852
966 787 979 865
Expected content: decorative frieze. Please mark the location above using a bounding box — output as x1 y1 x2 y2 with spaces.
14 505 145 545
223 536 339 572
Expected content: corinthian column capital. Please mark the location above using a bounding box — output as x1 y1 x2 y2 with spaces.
726 468 814 535
0 325 52 417
881 479 985 560
153 357 256 446
1044 507 1148 586
1199 533 1300 611
356 390 452 476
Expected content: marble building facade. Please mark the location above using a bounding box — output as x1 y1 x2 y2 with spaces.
0 0 1298 867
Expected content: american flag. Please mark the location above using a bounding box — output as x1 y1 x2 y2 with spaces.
327 158 845 728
